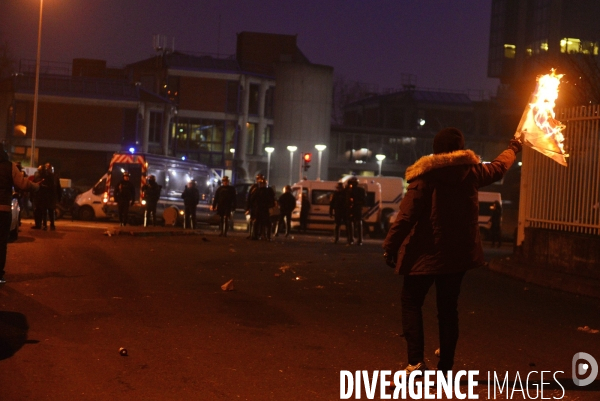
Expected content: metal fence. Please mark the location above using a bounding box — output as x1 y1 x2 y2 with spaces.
517 105 600 244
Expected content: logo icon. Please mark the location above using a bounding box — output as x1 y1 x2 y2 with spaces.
572 352 598 386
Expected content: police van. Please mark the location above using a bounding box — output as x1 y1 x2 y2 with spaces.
387 191 503 238
290 179 382 236
73 174 109 220
340 175 404 232
74 152 217 225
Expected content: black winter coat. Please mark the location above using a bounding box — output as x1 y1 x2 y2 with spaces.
213 185 237 216
114 180 136 204
329 189 345 217
278 192 296 215
142 181 161 205
383 149 516 275
182 186 200 207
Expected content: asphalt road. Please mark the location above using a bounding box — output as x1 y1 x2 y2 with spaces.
0 220 598 400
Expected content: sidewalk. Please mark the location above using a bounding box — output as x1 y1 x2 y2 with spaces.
488 251 600 300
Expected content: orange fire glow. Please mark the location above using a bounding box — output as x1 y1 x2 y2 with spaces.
515 69 568 166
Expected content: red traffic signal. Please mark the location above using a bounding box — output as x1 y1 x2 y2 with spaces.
302 152 312 171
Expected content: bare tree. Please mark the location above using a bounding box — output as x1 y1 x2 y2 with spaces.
331 75 378 124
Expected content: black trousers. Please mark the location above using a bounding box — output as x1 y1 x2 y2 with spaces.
118 202 130 225
219 212 231 236
144 202 157 227
401 271 466 371
184 205 197 229
276 212 292 236
333 214 345 242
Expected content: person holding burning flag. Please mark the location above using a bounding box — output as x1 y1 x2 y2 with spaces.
382 127 521 375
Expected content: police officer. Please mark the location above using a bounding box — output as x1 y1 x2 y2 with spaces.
275 185 295 237
182 180 200 229
245 174 263 239
142 174 161 227
114 172 135 226
37 163 61 230
248 177 275 240
345 177 366 245
329 182 346 243
212 176 237 237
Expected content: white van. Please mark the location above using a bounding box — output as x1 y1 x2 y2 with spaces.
387 191 502 237
73 174 109 220
340 175 404 232
101 152 217 225
290 179 382 236
71 152 216 225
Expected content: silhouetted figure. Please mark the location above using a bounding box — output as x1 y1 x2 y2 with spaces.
182 180 200 229
490 200 503 247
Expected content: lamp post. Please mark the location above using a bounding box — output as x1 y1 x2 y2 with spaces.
229 148 235 183
314 144 327 181
31 0 44 167
286 145 297 185
264 146 274 184
375 154 386 176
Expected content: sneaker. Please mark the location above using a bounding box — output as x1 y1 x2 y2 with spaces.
405 362 429 375
0 278 5 284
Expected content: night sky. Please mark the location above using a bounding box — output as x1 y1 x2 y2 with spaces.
2 0 498 95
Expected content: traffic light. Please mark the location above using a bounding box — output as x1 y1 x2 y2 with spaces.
302 152 312 171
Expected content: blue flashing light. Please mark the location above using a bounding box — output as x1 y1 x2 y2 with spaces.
129 147 135 154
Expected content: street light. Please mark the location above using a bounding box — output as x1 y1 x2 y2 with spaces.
265 146 274 184
375 154 386 176
31 0 44 167
287 145 297 185
315 144 327 181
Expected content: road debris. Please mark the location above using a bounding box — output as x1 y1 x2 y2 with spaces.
577 326 599 334
221 279 234 291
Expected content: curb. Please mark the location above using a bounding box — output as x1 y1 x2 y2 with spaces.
104 229 204 237
488 257 600 299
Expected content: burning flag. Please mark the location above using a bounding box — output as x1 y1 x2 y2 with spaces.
514 70 568 166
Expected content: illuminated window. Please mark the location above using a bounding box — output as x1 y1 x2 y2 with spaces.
582 41 599 56
504 44 516 59
559 38 599 55
525 40 548 56
560 38 581 54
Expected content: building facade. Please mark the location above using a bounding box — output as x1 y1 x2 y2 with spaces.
489 0 600 105
0 32 333 191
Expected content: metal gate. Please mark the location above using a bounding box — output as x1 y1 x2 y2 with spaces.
517 105 600 245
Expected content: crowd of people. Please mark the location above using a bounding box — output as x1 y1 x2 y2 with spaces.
15 163 62 231
1 127 519 383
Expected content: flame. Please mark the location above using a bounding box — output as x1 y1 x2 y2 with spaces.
515 69 568 166
530 70 566 156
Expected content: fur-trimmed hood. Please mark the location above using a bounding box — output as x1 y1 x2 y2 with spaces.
405 149 480 182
